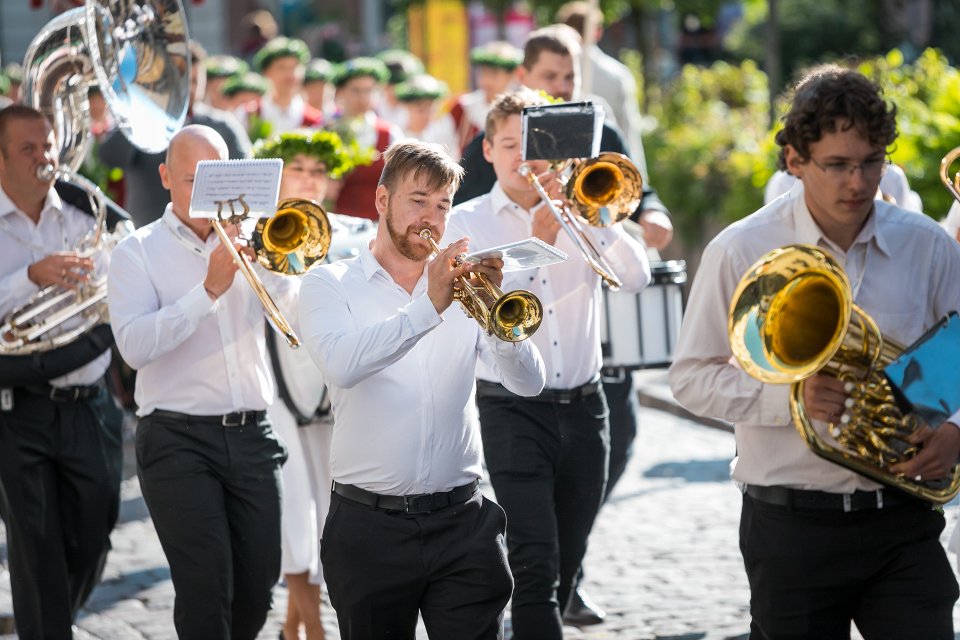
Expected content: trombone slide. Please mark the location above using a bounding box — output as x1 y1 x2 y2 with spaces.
211 218 301 349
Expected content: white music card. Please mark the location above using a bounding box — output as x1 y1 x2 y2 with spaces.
464 238 568 272
189 159 283 219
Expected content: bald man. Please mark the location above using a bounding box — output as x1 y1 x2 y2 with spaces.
107 125 292 639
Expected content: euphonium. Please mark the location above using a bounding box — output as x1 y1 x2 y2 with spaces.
419 230 542 342
2 0 189 358
728 244 960 503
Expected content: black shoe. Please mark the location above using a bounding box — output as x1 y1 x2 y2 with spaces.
562 587 606 626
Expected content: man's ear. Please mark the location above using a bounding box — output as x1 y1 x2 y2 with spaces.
374 183 389 218
784 145 804 178
482 136 494 164
158 163 170 190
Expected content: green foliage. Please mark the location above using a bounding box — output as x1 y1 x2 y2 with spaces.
858 49 960 220
724 0 902 95
644 59 774 245
644 47 960 246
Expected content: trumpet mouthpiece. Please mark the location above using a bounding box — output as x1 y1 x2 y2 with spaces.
419 229 433 240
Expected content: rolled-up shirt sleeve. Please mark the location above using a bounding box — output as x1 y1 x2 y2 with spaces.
299 266 442 389
107 236 217 370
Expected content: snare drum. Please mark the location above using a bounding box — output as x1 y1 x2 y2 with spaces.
600 260 686 369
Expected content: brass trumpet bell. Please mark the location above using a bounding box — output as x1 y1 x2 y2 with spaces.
729 244 960 504
252 198 332 275
565 152 643 227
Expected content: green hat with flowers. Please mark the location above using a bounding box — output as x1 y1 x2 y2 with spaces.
221 72 269 97
304 58 335 85
395 74 448 102
331 57 390 88
375 49 425 85
470 41 523 71
205 55 249 79
253 37 311 72
252 130 368 179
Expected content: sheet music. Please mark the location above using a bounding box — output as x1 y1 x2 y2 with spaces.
189 159 283 219
464 238 568 272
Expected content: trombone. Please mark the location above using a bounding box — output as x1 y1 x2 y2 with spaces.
518 152 643 291
419 230 543 342
212 197 332 349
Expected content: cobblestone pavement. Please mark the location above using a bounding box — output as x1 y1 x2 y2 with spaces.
3 375 960 639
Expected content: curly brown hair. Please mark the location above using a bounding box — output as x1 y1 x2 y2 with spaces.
775 65 897 171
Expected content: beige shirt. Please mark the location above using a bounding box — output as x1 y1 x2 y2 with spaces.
669 190 960 492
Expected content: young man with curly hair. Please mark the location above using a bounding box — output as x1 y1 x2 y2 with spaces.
670 65 960 639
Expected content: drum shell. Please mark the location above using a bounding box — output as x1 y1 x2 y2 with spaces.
600 260 686 369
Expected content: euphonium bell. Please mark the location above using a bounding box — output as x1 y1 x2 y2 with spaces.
728 244 960 503
419 230 543 342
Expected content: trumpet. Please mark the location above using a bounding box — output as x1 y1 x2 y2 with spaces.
519 152 643 291
212 197 332 349
419 230 542 342
940 146 960 204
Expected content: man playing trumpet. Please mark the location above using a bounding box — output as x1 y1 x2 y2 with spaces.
298 140 545 639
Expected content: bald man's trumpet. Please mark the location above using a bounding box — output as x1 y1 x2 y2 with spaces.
419 230 542 342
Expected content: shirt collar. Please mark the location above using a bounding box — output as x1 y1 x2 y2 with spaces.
359 240 387 281
490 181 534 217
0 182 64 221
791 191 890 258
161 204 215 255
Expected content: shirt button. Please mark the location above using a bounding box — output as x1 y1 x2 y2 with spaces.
542 279 547 284
556 373 561 378
548 309 553 314
553 341 558 346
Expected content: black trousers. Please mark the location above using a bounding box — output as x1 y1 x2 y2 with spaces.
477 384 610 640
321 490 513 640
741 493 958 640
136 411 287 640
0 385 122 640
600 370 639 500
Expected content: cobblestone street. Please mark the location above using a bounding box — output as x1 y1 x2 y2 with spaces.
3 374 960 639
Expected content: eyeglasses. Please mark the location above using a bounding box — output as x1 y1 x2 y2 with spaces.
808 156 890 180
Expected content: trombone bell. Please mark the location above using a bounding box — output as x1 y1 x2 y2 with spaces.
252 198 332 276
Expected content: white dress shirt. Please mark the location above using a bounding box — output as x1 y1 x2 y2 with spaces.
446 183 651 389
669 190 960 492
298 243 545 496
259 94 315 135
108 205 297 417
0 185 110 386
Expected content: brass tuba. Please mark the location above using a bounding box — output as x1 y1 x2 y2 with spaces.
520 152 643 291
728 244 960 503
2 0 190 357
419 230 542 342
211 197 332 349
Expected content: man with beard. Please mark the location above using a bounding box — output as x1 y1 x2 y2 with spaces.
298 140 546 639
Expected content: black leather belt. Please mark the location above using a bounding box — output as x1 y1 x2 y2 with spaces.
23 381 103 402
150 409 267 427
332 479 480 514
477 375 601 405
745 484 923 512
